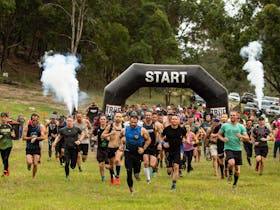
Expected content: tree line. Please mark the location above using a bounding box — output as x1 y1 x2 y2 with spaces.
0 0 279 95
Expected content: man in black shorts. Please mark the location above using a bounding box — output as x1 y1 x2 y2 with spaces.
161 114 186 190
218 111 249 188
93 114 108 181
53 116 85 181
143 111 162 183
23 113 47 178
251 116 274 175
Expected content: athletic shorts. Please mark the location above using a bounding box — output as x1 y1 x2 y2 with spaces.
26 148 40 156
209 144 218 157
144 145 157 157
225 150 242 165
97 148 108 163
107 147 118 159
79 144 89 155
165 151 180 168
124 151 142 172
254 146 268 158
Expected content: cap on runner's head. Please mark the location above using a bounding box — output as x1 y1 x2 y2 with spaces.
214 118 220 123
0 112 8 117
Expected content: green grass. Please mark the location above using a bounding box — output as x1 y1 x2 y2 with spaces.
0 141 280 210
1 84 280 210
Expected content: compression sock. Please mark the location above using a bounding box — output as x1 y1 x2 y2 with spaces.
233 173 239 185
110 169 115 179
220 164 224 176
144 167 150 181
116 166 121 178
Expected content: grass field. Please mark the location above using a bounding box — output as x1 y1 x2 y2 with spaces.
1 83 280 210
0 140 280 210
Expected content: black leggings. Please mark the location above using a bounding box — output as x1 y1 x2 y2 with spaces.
184 150 193 172
124 151 142 187
0 147 12 171
64 148 78 176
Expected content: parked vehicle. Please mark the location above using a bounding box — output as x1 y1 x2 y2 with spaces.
263 96 280 106
228 92 240 102
240 92 254 103
243 102 259 114
265 105 280 116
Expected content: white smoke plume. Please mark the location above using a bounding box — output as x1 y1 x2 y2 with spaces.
39 52 80 114
240 41 264 109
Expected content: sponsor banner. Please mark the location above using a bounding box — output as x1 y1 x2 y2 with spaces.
210 107 226 116
105 104 122 116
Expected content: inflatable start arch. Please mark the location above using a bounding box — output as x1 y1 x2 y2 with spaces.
103 63 228 115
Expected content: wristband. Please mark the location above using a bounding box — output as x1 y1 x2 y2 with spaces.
161 141 166 145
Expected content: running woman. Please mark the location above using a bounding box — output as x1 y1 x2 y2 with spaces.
53 116 85 181
0 112 15 176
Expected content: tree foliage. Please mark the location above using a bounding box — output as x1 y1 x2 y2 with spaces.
0 0 279 95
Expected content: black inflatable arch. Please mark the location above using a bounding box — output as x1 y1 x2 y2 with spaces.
103 63 228 112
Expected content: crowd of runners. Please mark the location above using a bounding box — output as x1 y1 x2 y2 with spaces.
0 102 280 194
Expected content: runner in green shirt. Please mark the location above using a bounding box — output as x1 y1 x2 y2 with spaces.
0 112 15 176
218 111 249 188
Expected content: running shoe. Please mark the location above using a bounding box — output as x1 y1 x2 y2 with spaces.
79 167 83 172
115 177 120 185
110 178 114 185
152 172 156 178
232 184 237 189
171 184 176 190
101 176 105 182
6 168 9 176
134 173 141 181
147 179 151 184
66 175 70 181
129 187 134 196
221 174 225 179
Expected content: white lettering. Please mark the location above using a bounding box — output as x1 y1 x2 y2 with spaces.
154 71 162 83
179 72 188 83
171 72 180 83
145 71 154 82
145 71 188 83
161 72 170 83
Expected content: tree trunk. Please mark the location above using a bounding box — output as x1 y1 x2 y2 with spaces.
0 15 15 72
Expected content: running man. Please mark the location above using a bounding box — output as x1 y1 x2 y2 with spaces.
93 114 108 181
22 113 47 178
53 116 85 181
218 111 249 188
55 116 66 166
45 114 58 161
121 113 151 194
74 113 92 172
0 112 15 176
161 114 186 190
101 112 124 185
251 116 274 175
142 111 162 183
243 119 254 166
